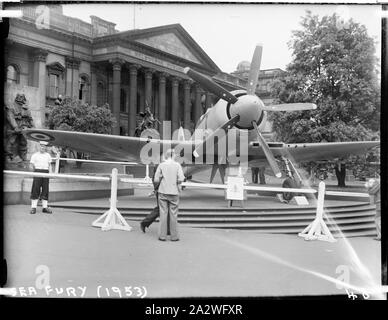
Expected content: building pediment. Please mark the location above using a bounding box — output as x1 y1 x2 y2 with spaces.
134 32 201 64
94 24 221 75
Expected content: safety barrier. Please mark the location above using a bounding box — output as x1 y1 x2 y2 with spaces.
51 157 137 174
4 169 370 240
298 181 336 242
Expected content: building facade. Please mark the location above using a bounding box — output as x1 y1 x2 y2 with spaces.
4 4 250 137
232 61 286 105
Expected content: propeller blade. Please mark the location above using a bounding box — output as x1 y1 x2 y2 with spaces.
263 103 317 112
246 44 263 95
184 67 238 104
252 121 282 178
193 115 240 158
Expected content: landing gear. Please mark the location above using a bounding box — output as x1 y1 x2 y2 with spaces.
280 157 303 202
282 177 300 201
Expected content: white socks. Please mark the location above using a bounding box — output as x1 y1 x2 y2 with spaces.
31 199 38 208
31 200 49 208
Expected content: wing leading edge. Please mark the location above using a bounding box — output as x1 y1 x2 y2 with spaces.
249 141 380 163
25 129 195 163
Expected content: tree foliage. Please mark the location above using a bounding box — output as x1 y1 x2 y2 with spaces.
46 97 117 134
268 11 380 183
269 11 380 144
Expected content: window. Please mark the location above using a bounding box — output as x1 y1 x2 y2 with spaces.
49 74 59 98
6 65 19 84
79 75 89 102
46 62 65 99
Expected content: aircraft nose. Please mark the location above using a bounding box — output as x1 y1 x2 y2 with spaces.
229 95 263 129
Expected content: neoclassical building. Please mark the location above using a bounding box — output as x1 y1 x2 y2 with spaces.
4 4 253 136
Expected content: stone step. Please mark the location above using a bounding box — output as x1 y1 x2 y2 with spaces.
53 201 377 237
123 216 374 226
52 203 375 215
71 208 375 221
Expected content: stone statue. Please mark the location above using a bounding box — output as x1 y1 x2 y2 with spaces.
4 93 35 162
135 107 160 137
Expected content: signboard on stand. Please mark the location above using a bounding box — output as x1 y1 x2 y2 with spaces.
226 176 245 201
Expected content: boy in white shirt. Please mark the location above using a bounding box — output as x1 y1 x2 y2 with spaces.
29 141 53 214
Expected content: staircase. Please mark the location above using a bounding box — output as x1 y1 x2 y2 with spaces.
51 201 377 237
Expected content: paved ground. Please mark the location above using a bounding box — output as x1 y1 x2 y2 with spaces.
3 205 381 298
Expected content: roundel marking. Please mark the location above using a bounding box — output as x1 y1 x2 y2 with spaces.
26 131 55 142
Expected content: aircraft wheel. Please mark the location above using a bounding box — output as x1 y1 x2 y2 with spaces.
282 178 300 201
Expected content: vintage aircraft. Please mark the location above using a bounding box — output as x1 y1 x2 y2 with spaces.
25 45 379 199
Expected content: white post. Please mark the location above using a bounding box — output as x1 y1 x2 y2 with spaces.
110 168 118 209
54 155 60 174
316 181 325 219
298 181 336 242
144 164 152 183
92 168 132 231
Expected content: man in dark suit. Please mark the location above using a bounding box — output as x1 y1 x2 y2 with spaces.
140 164 161 233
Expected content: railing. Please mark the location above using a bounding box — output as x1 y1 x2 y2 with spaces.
3 168 372 241
51 157 137 174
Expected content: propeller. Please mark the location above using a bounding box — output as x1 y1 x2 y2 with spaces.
184 67 238 104
251 121 282 178
263 103 317 112
184 44 316 179
246 44 263 95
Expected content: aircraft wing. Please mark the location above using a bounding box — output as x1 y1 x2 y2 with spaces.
249 141 380 163
25 129 379 168
25 129 194 162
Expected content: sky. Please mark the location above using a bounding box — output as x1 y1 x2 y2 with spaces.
63 3 382 73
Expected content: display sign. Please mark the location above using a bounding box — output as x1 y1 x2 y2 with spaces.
226 176 245 201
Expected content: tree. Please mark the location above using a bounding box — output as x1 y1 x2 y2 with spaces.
47 97 116 133
46 97 117 166
269 11 380 186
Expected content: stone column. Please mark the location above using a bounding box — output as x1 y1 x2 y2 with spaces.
158 72 167 125
194 84 203 125
65 57 73 97
171 77 180 133
65 56 80 99
128 64 140 136
110 58 124 135
32 49 48 128
144 68 154 111
72 58 80 100
90 63 98 106
205 92 213 109
183 80 192 129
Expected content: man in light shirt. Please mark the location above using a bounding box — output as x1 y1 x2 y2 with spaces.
153 149 185 241
29 141 53 214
